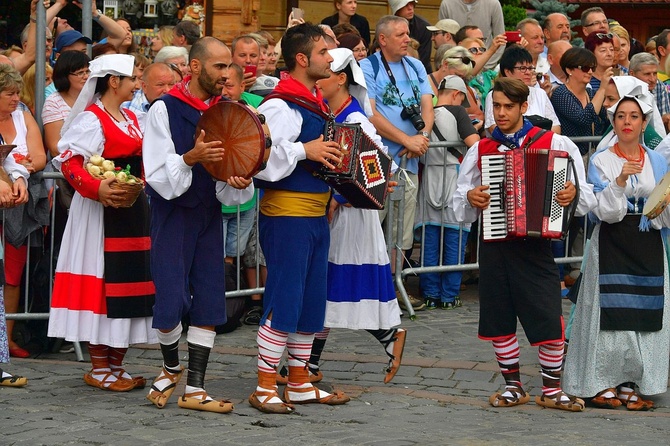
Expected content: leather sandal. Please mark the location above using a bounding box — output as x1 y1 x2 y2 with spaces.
0 373 28 387
83 371 135 392
489 386 530 407
146 366 184 408
535 391 585 412
590 388 622 409
383 328 406 384
249 389 294 414
275 366 322 385
283 385 350 405
114 369 146 390
617 387 654 411
177 390 234 413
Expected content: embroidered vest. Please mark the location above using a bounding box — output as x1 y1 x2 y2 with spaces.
476 127 554 171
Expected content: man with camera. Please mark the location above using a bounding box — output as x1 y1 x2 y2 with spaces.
361 15 434 310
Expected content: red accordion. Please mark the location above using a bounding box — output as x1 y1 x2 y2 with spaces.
321 121 392 210
481 148 577 241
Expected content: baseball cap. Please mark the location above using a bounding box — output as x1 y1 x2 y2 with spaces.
437 75 471 108
55 30 93 53
389 0 417 15
426 19 460 35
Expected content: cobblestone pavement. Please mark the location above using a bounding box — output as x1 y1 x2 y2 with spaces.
2 278 670 445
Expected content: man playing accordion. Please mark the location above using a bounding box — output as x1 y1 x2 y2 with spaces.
453 77 596 411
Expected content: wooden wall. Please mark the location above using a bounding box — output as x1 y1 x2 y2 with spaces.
256 0 443 43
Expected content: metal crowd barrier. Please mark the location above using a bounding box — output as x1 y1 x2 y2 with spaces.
4 134 603 356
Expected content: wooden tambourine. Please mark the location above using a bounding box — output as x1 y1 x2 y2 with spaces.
643 171 670 219
195 101 272 181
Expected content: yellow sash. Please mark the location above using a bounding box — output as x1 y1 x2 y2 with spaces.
260 189 330 217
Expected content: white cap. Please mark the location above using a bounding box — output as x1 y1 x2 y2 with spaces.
389 0 416 15
426 19 460 35
437 75 471 108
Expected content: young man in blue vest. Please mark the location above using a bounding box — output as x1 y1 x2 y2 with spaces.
249 22 350 414
142 36 254 413
453 77 596 411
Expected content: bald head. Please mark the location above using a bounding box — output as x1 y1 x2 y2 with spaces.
548 40 573 60
142 63 177 102
543 13 571 45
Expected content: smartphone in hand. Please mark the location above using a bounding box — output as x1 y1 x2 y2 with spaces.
505 31 521 43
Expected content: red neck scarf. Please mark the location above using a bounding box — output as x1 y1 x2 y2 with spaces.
166 75 221 111
272 75 330 115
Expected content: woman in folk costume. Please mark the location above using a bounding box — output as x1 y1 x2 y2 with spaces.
596 76 664 151
563 94 670 410
279 48 406 385
48 54 157 392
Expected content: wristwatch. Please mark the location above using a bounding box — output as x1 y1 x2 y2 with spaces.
93 9 103 21
420 131 429 138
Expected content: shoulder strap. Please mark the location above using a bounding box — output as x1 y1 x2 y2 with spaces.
522 128 548 150
402 56 421 79
368 54 380 80
263 92 330 119
432 117 465 162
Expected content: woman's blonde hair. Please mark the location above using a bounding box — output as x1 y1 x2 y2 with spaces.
441 46 475 77
610 24 630 44
156 26 174 49
21 63 52 113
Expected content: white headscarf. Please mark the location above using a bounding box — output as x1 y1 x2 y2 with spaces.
596 76 656 150
328 48 373 117
61 54 136 135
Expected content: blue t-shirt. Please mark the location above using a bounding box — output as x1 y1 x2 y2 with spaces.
360 53 432 174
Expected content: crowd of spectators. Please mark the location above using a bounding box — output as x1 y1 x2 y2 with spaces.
1 0 670 415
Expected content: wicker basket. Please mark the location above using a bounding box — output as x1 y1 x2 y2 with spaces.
108 178 144 207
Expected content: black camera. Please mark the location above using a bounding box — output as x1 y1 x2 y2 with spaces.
400 104 425 131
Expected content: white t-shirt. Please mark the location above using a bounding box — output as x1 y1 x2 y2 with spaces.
41 92 71 125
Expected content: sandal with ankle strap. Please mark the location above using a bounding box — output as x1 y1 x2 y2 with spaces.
283 385 350 405
617 386 653 411
275 365 323 385
83 371 135 392
178 390 234 413
535 391 585 412
249 388 294 414
146 366 184 408
590 388 622 409
114 368 146 390
382 328 406 384
489 386 530 407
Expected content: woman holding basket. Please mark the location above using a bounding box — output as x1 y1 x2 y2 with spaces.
48 54 156 392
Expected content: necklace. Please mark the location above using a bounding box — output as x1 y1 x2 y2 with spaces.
332 95 352 117
101 104 142 143
613 143 645 166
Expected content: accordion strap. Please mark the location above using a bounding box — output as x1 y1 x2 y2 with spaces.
490 127 548 151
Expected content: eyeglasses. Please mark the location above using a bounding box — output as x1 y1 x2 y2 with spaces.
596 32 614 40
353 47 368 54
69 69 90 78
513 65 536 73
585 20 608 28
450 56 475 67
468 47 487 55
573 65 596 73
431 31 446 36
